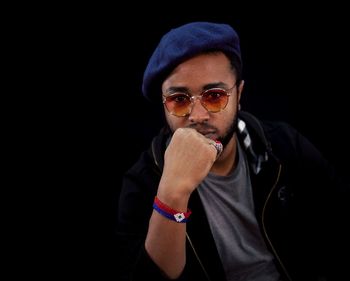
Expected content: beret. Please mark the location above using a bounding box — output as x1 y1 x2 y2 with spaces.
142 22 242 102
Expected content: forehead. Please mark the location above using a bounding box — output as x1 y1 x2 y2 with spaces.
162 52 234 91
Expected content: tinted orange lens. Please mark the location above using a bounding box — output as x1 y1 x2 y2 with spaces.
164 89 229 116
201 90 229 112
164 94 192 116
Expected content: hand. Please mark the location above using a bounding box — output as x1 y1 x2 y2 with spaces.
158 128 218 197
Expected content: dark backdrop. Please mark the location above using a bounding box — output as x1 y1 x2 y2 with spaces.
50 6 348 280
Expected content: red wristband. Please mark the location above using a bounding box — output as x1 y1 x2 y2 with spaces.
153 196 192 223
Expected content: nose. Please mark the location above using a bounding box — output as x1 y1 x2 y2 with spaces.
188 98 210 123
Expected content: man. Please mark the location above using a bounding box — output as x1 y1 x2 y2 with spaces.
116 22 347 281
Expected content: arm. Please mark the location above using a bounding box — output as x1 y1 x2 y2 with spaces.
116 128 217 280
145 128 217 279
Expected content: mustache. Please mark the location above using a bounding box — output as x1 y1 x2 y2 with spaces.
186 123 217 133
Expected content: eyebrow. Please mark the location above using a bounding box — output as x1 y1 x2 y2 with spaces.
165 82 229 95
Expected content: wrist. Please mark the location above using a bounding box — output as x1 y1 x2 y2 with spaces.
156 189 191 213
153 196 192 223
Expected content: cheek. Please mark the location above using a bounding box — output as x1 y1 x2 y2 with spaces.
216 113 231 128
218 104 238 129
225 99 238 119
165 113 183 133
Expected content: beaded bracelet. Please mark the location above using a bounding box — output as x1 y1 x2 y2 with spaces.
153 196 192 223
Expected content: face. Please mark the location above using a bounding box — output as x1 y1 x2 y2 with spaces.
161 52 244 147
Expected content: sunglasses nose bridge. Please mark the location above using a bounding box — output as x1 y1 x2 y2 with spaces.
188 94 209 112
189 95 202 102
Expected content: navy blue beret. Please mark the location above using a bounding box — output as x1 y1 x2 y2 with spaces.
142 22 242 102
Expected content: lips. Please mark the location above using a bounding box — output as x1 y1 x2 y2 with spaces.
187 125 217 139
198 131 216 139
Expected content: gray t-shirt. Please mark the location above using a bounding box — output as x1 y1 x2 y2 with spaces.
197 141 281 281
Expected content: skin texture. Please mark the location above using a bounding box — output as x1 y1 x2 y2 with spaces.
145 52 244 279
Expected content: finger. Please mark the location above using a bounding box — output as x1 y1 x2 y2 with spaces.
209 140 223 159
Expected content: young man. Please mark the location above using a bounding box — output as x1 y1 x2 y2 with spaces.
116 22 348 281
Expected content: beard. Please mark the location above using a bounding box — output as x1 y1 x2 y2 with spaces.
216 113 238 147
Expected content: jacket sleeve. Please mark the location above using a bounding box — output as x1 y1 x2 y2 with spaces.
267 122 350 279
294 125 349 279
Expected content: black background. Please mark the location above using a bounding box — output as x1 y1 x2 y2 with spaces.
26 4 349 280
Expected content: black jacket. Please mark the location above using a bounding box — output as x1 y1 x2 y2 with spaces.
116 111 348 281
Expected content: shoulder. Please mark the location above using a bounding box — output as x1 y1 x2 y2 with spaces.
239 111 303 155
261 120 300 146
239 111 325 164
261 120 327 167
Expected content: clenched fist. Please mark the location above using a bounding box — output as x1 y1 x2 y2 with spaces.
158 128 219 199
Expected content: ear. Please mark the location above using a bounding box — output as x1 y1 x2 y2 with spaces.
237 80 244 103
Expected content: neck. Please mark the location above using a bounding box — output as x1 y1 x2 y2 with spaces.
210 135 238 176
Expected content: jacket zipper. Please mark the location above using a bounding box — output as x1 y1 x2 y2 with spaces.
186 232 212 281
261 164 292 281
186 164 292 281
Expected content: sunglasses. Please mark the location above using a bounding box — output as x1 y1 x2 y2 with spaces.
162 84 236 117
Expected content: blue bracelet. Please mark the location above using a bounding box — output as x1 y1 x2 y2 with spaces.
153 203 189 223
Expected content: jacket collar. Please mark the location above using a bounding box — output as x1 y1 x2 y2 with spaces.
237 111 272 174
